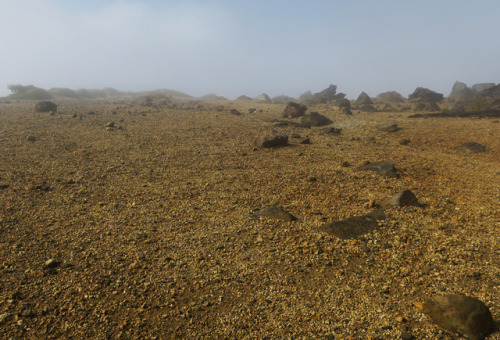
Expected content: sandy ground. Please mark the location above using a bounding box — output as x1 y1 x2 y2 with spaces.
0 100 498 339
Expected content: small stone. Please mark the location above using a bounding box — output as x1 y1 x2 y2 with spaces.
27 135 37 141
401 331 414 340
376 121 400 132
380 190 420 209
106 121 115 128
0 312 10 323
254 206 297 222
399 138 411 145
44 259 60 269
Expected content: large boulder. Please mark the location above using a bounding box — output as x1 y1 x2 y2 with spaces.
300 112 332 127
356 92 373 105
336 98 352 115
35 101 57 112
283 102 307 118
420 295 496 340
255 93 272 103
272 95 296 104
471 83 495 93
375 91 406 103
308 85 346 104
448 81 474 102
409 87 444 103
299 90 313 101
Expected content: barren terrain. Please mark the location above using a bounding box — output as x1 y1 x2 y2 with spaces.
0 100 499 339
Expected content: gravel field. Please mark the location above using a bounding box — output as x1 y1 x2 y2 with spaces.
0 100 498 339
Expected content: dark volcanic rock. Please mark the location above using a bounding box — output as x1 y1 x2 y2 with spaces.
283 102 307 118
422 295 497 340
254 206 297 222
358 161 397 177
35 101 57 112
356 92 373 105
317 212 385 239
376 121 399 132
380 190 420 209
301 112 332 127
456 142 486 154
256 132 288 148
409 87 444 103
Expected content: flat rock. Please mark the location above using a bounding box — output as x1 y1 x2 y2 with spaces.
317 211 386 239
380 190 420 209
321 127 342 135
456 142 486 154
376 121 400 132
357 161 397 178
254 206 296 222
422 295 497 340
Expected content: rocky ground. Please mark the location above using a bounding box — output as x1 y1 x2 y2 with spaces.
0 100 498 339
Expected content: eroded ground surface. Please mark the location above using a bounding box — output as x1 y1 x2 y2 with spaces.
0 100 499 339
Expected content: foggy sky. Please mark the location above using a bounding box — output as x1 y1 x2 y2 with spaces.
1 0 499 99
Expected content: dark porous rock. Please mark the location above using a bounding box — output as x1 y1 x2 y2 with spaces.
229 109 242 116
380 190 420 209
321 127 342 134
254 206 296 222
283 102 307 118
456 142 486 154
248 108 256 113
35 101 57 113
357 161 397 177
422 295 497 340
317 211 386 239
299 137 311 144
301 112 332 127
256 132 288 148
399 138 411 145
376 121 400 132
26 135 37 142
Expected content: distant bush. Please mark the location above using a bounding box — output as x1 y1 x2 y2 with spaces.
6 84 53 100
